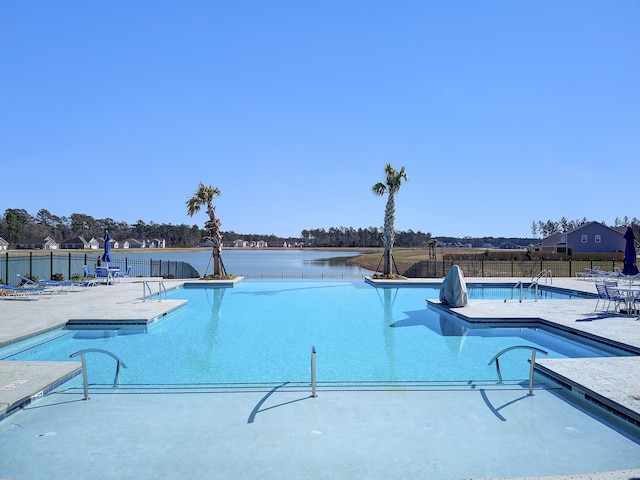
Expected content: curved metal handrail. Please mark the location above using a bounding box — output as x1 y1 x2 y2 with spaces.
488 345 548 396
532 269 552 284
69 348 127 400
510 281 523 303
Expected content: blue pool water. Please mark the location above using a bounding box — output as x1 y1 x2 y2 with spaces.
2 281 611 387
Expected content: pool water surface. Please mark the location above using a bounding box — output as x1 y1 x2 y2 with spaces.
3 280 614 387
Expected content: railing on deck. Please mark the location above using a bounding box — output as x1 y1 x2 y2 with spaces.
488 346 548 396
0 252 199 286
143 280 168 301
403 259 623 278
69 348 127 400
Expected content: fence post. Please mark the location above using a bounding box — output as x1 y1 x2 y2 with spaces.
4 252 8 285
29 251 33 277
68 252 72 280
568 259 572 278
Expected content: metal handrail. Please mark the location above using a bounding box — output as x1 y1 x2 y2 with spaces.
528 270 552 302
143 280 168 302
488 345 548 396
532 269 552 285
69 348 127 400
311 346 317 398
510 281 524 303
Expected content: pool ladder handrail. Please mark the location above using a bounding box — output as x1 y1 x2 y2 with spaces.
532 269 552 285
510 281 524 303
69 348 127 400
488 345 548 396
528 270 552 302
143 280 168 301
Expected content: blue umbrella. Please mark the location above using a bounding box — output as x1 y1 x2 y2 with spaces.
102 230 112 265
622 226 638 276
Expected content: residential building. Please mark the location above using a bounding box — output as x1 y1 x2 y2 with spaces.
538 221 626 254
60 236 91 249
122 238 144 249
16 236 59 250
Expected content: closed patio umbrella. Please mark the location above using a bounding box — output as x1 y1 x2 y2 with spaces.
102 230 112 266
622 226 638 276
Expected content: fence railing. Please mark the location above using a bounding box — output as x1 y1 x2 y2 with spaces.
0 252 199 286
1 253 626 285
403 259 624 279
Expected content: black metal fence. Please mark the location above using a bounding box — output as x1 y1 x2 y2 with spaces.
404 259 624 278
0 252 199 286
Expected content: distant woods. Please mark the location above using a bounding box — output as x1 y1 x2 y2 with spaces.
1 207 533 249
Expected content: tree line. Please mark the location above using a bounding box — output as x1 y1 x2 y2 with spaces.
1 207 535 249
531 216 640 238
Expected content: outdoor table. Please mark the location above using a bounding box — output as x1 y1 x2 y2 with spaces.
609 285 640 315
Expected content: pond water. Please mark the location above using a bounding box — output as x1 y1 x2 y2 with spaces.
110 249 373 277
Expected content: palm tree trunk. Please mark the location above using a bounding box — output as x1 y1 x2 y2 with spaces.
383 194 396 276
206 204 224 278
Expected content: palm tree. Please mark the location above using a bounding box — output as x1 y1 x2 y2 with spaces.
372 163 408 276
186 182 226 278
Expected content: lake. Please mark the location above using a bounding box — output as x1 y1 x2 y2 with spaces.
109 249 374 277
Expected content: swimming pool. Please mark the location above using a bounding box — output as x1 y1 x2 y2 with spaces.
1 280 615 389
1 280 639 480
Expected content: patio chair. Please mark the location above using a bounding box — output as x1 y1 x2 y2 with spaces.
633 293 640 315
594 283 624 312
94 267 111 284
83 265 94 278
113 265 132 283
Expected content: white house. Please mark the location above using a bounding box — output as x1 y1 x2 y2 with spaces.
16 236 59 250
122 238 145 249
147 239 166 248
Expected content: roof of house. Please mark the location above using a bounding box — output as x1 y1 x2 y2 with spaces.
18 236 58 245
60 236 89 245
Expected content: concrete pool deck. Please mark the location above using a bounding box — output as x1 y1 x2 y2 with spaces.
1 277 639 479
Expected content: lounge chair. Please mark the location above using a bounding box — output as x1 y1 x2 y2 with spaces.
0 285 46 300
576 268 602 281
17 274 71 294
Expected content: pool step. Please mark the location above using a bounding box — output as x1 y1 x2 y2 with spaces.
65 319 151 331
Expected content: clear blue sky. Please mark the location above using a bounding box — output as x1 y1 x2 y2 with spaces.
1 1 638 239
